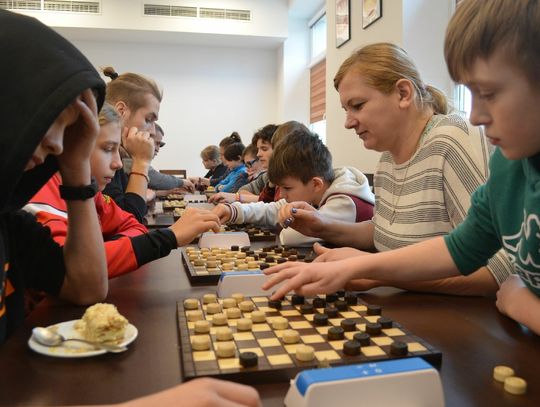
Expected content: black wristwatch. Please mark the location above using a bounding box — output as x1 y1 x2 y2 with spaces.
59 177 98 201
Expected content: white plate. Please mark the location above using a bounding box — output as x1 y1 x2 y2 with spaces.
28 320 138 358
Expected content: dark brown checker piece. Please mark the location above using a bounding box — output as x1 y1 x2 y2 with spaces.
223 224 278 242
180 245 316 285
176 294 442 385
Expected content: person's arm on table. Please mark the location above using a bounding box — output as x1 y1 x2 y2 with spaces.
263 236 460 299
72 378 261 407
212 204 233 224
496 275 540 335
278 201 376 250
208 192 236 204
208 191 259 204
169 207 220 246
346 266 498 297
311 243 497 297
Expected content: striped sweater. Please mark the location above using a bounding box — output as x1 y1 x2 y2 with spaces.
373 114 513 284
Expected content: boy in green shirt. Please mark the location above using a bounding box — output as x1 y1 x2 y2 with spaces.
263 0 540 335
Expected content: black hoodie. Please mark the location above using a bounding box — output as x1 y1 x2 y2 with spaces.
0 9 105 342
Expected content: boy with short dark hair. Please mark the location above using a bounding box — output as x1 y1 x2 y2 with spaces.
263 0 540 335
213 129 374 246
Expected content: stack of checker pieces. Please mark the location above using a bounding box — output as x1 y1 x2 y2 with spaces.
162 197 186 219
180 245 315 285
222 224 277 242
176 292 442 385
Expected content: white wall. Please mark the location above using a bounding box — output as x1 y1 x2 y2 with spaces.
71 39 278 175
403 0 454 98
325 0 404 174
324 0 453 175
18 0 289 39
276 15 310 123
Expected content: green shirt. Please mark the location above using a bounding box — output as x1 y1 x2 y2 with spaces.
445 148 540 296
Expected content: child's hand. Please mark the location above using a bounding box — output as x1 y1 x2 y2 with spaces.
123 126 154 165
169 208 220 247
125 377 261 407
208 192 236 204
57 89 99 178
496 275 530 317
261 260 351 299
180 179 195 193
212 204 232 223
496 275 540 335
312 242 369 262
278 202 326 234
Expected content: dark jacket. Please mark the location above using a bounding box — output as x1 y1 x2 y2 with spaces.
0 9 105 342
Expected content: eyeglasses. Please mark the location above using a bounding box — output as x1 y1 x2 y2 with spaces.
244 157 259 168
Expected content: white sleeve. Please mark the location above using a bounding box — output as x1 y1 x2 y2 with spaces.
231 199 287 226
279 195 358 246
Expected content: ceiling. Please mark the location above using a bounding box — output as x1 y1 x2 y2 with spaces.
55 0 326 49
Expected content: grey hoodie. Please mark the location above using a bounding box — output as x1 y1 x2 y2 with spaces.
229 166 374 246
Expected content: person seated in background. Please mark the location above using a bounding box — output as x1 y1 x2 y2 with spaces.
210 122 308 204
147 123 194 198
243 143 264 183
25 104 220 279
193 132 243 190
101 66 159 223
209 143 265 204
188 145 227 189
255 121 311 203
213 128 374 246
272 42 513 297
215 141 249 193
236 124 278 202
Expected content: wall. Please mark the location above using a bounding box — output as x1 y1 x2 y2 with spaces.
276 15 310 123
19 0 314 176
17 0 289 40
403 0 454 99
71 39 278 175
325 0 453 174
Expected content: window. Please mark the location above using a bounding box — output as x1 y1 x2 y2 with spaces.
455 84 472 118
452 0 472 118
309 9 327 143
310 13 327 61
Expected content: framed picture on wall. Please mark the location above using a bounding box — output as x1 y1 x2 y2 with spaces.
335 0 350 48
363 0 382 29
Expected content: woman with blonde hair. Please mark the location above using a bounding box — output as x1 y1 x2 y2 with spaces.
274 42 513 297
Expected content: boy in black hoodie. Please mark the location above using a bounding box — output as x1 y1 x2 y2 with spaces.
0 9 259 407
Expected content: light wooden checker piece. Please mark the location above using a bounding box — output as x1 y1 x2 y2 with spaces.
176 292 442 385
180 245 315 285
166 194 184 200
163 199 186 210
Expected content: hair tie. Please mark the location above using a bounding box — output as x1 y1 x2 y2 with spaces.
110 72 119 80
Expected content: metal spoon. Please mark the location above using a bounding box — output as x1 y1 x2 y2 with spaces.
32 327 127 353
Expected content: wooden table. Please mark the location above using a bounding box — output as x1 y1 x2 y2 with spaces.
1 249 539 406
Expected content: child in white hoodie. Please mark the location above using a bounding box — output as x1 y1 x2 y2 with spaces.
213 128 374 246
